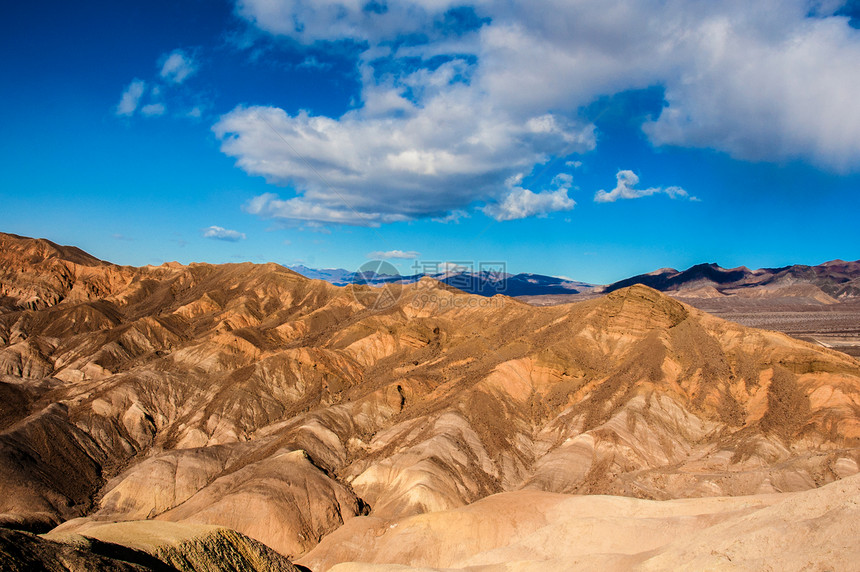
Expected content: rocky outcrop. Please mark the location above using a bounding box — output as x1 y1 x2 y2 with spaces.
52 521 300 571
0 527 152 571
0 520 300 571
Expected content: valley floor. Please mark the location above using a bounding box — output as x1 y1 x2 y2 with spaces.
675 297 860 359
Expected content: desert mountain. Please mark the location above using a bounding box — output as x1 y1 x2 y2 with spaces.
1 231 860 570
604 259 860 301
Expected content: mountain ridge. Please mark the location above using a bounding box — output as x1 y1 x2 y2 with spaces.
9 230 852 301
603 259 860 299
288 264 598 297
290 257 860 301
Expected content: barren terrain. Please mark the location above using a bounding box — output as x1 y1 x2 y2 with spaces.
1 232 859 571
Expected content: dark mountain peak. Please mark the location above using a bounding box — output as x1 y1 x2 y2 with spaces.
287 264 600 297
676 262 749 283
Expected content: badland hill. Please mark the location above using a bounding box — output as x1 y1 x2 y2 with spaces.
1 231 859 570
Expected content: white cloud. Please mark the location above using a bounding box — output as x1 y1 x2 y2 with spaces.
243 192 411 227
483 173 576 221
367 250 421 259
484 186 575 221
116 49 200 120
642 13 860 172
216 95 594 226
225 0 860 227
594 170 690 203
297 56 331 70
141 103 166 117
202 225 246 241
160 50 197 84
490 1 860 172
116 79 145 116
234 0 473 44
433 210 470 223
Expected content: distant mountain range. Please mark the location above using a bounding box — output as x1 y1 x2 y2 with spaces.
291 258 860 300
604 259 860 301
287 264 599 297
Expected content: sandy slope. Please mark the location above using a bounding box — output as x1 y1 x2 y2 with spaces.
302 473 860 571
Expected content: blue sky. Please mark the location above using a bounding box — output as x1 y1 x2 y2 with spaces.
2 0 859 284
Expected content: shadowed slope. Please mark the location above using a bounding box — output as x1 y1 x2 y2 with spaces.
0 520 301 571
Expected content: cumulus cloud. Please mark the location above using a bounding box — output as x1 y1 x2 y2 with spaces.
243 192 411 227
475 1 860 172
594 170 689 203
483 173 576 221
116 79 145 116
642 14 860 172
202 225 246 241
367 250 420 259
160 50 197 84
216 94 594 226
223 0 860 226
